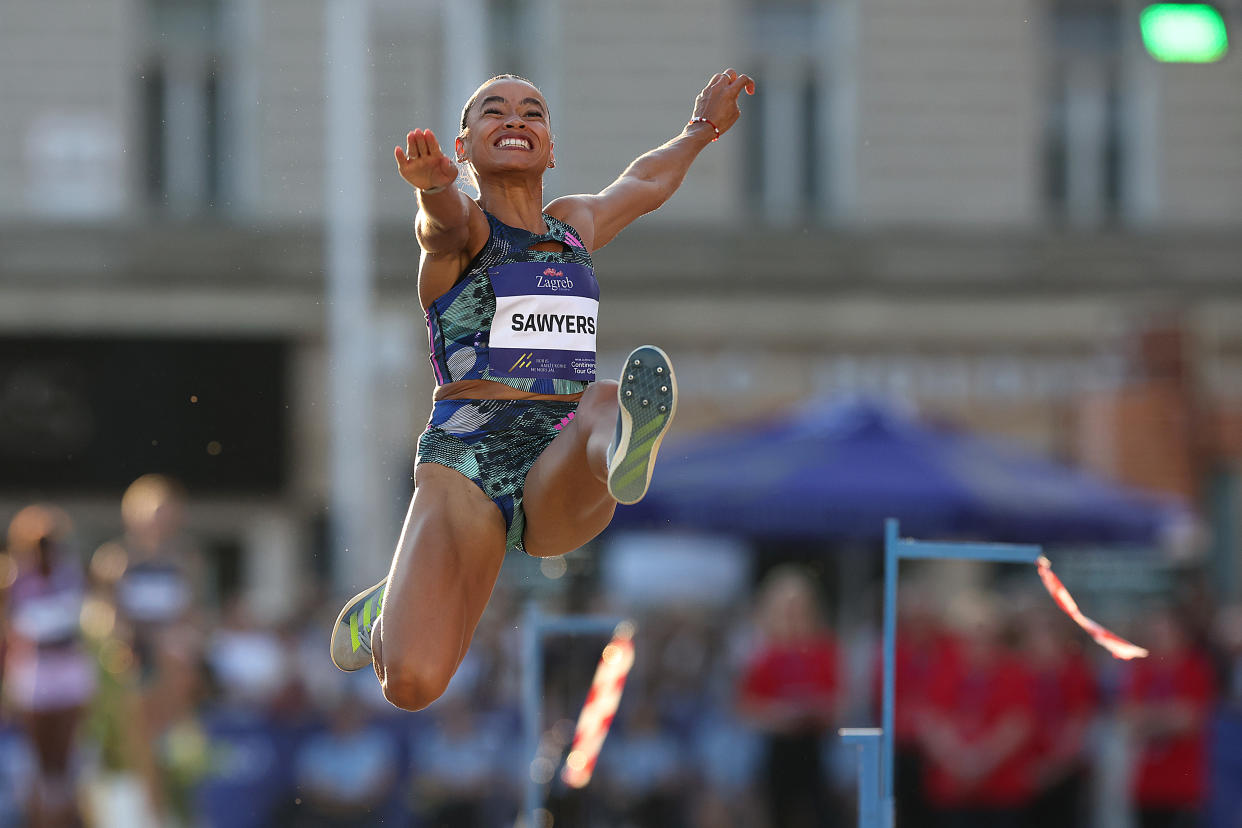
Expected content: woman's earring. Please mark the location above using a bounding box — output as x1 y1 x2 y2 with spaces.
547 159 556 169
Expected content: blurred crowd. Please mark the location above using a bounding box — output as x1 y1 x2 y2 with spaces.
2 479 1242 828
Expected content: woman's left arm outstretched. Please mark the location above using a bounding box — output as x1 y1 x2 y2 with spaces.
548 68 754 250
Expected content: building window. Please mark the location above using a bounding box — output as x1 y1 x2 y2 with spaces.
1044 0 1126 226
801 73 823 207
744 0 836 224
487 0 531 78
140 0 226 214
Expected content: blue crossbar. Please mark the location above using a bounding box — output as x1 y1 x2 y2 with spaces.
888 539 1043 563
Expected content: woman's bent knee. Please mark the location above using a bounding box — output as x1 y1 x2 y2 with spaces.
577 380 619 436
379 656 454 712
583 380 618 413
372 618 455 711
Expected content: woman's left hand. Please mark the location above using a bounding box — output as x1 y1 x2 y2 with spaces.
690 68 755 138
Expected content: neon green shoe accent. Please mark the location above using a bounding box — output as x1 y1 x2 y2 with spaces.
332 578 386 672
613 434 660 487
367 586 385 629
630 414 666 445
614 462 648 491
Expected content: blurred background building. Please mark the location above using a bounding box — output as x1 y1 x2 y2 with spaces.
1 0 1241 825
2 0 1239 599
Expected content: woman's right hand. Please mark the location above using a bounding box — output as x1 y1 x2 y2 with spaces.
690 68 755 138
394 129 459 192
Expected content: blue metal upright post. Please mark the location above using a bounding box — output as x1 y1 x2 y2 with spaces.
522 602 543 825
842 728 883 828
881 519 899 825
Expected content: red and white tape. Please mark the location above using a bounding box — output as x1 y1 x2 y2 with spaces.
1037 556 1148 660
562 621 636 789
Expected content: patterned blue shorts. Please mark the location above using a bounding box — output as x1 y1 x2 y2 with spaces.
416 398 580 553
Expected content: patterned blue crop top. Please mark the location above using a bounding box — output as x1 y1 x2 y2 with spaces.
424 210 599 395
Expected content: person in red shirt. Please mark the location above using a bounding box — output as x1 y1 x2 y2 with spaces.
1121 605 1217 828
918 593 1036 828
739 565 841 828
871 582 960 826
1019 609 1098 828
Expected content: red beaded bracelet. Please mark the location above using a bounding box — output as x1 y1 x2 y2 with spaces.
688 116 720 142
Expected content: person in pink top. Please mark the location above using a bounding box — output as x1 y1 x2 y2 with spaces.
1 504 94 828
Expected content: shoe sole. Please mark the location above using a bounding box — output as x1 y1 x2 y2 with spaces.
607 346 678 505
329 579 386 672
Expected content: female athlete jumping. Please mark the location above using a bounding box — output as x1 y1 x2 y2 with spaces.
331 69 754 711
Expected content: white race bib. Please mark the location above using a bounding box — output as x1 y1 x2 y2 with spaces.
488 261 599 381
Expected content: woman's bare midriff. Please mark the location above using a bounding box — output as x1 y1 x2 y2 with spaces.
433 378 585 403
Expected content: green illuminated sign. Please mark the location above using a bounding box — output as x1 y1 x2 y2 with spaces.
1140 4 1229 63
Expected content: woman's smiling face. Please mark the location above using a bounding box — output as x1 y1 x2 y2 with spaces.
458 77 553 179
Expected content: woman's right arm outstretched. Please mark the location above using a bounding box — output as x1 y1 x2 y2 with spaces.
394 129 487 308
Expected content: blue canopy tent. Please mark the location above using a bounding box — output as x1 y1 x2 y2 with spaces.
611 399 1188 545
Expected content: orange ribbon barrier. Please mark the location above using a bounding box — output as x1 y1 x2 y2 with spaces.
562 621 637 789
1037 556 1148 660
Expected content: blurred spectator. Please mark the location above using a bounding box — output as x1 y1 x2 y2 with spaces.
918 593 1035 828
85 474 206 825
207 598 287 711
0 722 35 828
738 565 840 828
687 607 767 828
651 609 718 740
289 691 401 827
80 624 160 827
1121 605 1217 828
1214 604 1242 710
690 708 765 828
147 628 214 825
410 694 511 826
873 581 957 827
265 618 317 724
1 504 94 827
596 694 689 828
1018 609 1097 828
459 594 522 714
94 474 206 680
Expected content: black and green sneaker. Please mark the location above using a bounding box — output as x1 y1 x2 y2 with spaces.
330 579 386 672
607 345 678 505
